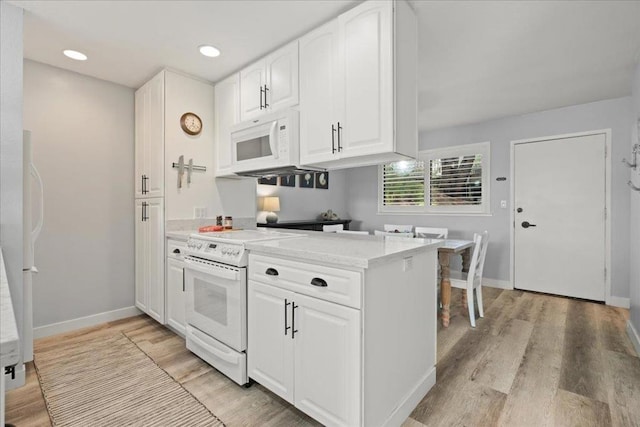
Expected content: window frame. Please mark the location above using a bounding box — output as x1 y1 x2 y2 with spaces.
378 141 491 215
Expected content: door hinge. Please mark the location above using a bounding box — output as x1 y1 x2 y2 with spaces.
604 207 607 220
604 267 607 280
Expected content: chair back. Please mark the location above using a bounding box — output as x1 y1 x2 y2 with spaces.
323 224 344 232
474 230 489 282
383 224 413 233
337 230 369 235
414 227 448 239
467 231 489 288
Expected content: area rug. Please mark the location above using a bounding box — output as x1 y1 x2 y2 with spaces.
34 333 225 426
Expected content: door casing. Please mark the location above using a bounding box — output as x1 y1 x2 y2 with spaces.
509 129 612 304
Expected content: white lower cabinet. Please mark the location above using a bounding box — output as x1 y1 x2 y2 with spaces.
166 251 186 336
248 279 361 427
135 198 165 323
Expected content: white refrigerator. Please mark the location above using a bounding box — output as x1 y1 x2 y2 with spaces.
5 130 43 389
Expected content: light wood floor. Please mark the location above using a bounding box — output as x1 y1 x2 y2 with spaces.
6 288 639 426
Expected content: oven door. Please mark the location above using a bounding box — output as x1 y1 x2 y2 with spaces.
184 256 246 352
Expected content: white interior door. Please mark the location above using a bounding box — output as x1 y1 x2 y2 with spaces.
514 133 606 301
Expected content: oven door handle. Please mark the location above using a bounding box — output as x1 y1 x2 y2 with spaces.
184 258 240 281
189 329 238 364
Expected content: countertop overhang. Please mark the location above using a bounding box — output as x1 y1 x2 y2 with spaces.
245 233 443 269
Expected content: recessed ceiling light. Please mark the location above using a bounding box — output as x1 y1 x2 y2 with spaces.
63 49 87 61
199 45 221 58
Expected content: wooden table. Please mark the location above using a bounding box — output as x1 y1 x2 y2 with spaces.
438 239 474 327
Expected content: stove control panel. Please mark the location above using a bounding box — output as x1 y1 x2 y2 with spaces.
185 238 246 266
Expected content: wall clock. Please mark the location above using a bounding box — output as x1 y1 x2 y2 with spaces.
180 112 202 136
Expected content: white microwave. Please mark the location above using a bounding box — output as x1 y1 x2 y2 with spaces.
230 109 304 176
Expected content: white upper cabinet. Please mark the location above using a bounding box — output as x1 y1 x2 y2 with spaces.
299 20 341 164
299 0 417 168
214 74 240 177
135 72 165 198
239 40 299 122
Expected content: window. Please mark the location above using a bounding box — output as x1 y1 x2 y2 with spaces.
378 142 490 214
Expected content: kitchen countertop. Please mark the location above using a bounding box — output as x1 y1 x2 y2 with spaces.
245 233 442 268
166 230 195 241
0 248 20 367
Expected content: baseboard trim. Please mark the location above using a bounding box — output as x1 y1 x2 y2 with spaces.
608 296 630 309
382 366 436 427
34 306 142 339
627 321 640 356
482 278 513 290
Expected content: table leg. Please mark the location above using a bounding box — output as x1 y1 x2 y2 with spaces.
439 251 452 327
461 248 472 309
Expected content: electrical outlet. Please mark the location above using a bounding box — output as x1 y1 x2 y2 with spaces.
193 207 206 218
500 200 507 209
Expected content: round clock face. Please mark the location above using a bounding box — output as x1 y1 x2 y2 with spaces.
180 112 202 135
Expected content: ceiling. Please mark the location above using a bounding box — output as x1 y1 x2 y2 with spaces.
11 0 640 131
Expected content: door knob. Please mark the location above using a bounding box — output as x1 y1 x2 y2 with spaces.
521 221 537 228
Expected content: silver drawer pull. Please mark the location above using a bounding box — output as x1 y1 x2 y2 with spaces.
310 277 328 287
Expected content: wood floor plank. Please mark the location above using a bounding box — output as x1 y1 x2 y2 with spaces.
602 349 640 427
401 417 427 427
594 304 637 357
4 362 51 427
470 318 534 394
498 294 568 427
559 300 609 403
552 389 612 427
511 291 544 323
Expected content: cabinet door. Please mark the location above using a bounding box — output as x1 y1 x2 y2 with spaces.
135 200 148 311
214 74 240 176
134 88 147 198
247 281 294 403
166 257 185 335
135 73 165 198
240 62 266 121
338 1 394 158
299 20 341 165
293 293 361 427
146 198 165 323
265 41 299 112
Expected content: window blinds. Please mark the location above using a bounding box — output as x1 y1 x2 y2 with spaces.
382 161 425 207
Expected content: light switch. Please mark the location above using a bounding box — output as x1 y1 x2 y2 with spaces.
500 200 507 209
403 257 413 272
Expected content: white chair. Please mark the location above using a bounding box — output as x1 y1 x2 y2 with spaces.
337 230 369 235
415 227 448 239
374 230 414 238
450 230 489 327
383 224 413 234
322 224 344 232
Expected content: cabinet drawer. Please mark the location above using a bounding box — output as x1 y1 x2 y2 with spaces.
249 254 361 309
167 239 186 260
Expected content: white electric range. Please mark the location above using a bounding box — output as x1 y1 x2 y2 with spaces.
183 229 301 385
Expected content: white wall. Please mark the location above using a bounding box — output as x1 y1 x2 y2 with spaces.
629 62 640 336
23 60 135 327
346 97 632 299
256 170 350 223
0 2 24 329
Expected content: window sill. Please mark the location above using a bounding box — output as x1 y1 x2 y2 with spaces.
377 210 494 217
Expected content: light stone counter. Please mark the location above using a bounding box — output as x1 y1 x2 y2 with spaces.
0 248 20 368
245 233 442 269
166 230 195 241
